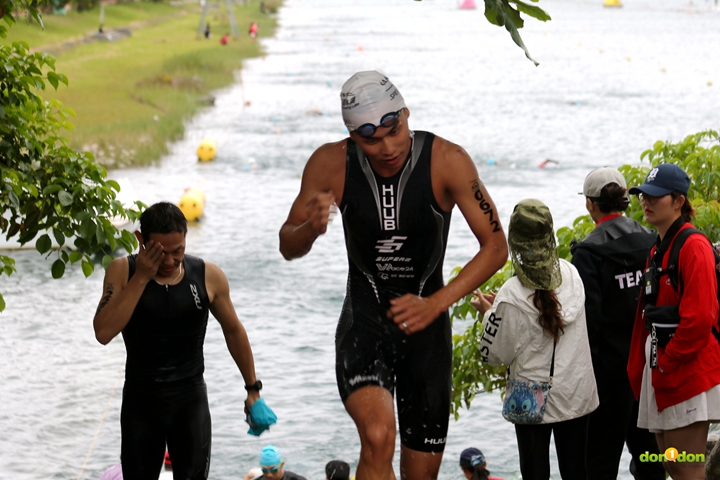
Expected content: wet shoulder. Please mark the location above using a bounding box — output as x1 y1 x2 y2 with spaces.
105 255 130 283
430 134 471 166
304 139 347 196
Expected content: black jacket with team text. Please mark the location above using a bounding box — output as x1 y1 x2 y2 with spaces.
571 215 656 379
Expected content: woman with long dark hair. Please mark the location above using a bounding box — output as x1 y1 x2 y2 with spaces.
474 199 598 480
627 163 720 480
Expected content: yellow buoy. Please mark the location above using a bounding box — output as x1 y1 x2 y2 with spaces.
178 187 206 221
196 138 217 162
603 0 622 7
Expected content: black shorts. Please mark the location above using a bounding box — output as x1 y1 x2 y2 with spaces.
121 377 211 480
335 298 452 453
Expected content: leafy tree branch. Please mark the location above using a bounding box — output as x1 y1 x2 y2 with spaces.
1 0 141 312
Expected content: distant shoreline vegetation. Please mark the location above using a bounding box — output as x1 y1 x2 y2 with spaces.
4 0 280 168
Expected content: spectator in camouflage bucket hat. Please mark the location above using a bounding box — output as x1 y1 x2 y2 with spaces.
508 198 561 291
473 198 599 480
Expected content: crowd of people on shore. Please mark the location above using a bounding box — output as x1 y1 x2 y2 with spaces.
93 69 719 480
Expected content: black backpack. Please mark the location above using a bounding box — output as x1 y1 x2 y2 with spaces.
664 227 720 343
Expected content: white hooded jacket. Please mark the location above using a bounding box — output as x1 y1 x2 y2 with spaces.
480 259 599 423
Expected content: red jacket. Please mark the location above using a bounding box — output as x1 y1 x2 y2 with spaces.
628 222 720 411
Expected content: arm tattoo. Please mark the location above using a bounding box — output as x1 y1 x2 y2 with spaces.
95 284 115 316
470 179 501 233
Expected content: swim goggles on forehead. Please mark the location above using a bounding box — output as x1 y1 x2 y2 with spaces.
354 109 403 138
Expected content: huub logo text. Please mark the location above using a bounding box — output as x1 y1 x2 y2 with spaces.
190 284 202 309
424 437 446 445
381 185 396 230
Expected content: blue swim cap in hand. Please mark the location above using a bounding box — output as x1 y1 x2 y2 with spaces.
246 398 277 436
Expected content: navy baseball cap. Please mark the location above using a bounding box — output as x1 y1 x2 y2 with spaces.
628 163 690 197
459 447 485 468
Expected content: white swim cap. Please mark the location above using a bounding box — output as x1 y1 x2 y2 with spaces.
340 71 406 132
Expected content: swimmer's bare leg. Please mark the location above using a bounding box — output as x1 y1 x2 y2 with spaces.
344 385 397 480
399 445 442 480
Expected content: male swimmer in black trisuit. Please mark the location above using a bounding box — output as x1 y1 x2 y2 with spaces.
279 71 508 480
94 202 268 480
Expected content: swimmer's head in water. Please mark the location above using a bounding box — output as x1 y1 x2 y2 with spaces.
340 70 407 135
259 445 283 467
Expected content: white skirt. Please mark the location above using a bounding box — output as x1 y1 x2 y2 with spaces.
638 336 720 432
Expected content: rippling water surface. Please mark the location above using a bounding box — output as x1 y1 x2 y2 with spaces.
1 0 719 478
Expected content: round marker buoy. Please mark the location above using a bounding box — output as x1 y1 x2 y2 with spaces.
178 187 206 221
197 138 217 162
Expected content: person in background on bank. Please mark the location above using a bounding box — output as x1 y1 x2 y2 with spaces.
93 202 274 479
325 459 351 480
627 163 720 480
458 448 503 480
279 70 507 480
474 199 598 480
204 22 211 39
571 167 665 480
249 21 258 39
257 445 307 480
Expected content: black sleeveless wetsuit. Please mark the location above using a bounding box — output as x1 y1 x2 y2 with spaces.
120 254 212 480
336 131 453 453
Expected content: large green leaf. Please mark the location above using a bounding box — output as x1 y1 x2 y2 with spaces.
52 228 65 247
51 259 65 279
102 254 114 270
81 259 94 277
484 0 541 65
58 190 73 206
36 234 52 254
510 0 551 21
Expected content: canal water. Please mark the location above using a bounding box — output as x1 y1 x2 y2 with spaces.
1 0 718 478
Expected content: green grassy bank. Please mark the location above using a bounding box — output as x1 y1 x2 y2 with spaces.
4 0 278 167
